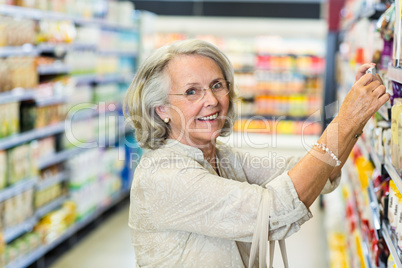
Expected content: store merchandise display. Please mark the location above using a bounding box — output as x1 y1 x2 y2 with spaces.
154 33 323 135
325 0 402 267
0 1 143 267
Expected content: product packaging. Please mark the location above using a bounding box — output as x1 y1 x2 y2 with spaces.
0 151 6 189
388 180 397 231
391 99 402 173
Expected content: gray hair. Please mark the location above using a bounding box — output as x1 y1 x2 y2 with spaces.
123 39 237 149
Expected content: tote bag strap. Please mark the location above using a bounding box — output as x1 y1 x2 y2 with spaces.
248 192 289 268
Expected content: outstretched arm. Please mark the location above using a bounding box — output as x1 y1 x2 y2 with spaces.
289 63 389 208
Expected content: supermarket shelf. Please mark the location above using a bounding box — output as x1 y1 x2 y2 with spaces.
97 50 138 57
38 124 126 169
359 3 387 20
239 114 320 121
342 3 387 32
38 43 138 57
0 44 40 57
384 156 402 194
37 43 97 53
0 122 65 150
35 195 69 219
4 216 37 243
382 222 402 268
4 189 129 268
0 88 68 106
0 4 138 32
388 65 402 84
37 63 71 75
36 172 69 191
361 237 374 268
37 147 87 170
359 138 383 172
96 73 134 84
367 181 381 239
35 95 69 106
73 73 134 85
0 88 37 104
0 177 37 203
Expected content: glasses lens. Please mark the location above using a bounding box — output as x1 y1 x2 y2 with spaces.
213 80 230 96
185 81 231 101
186 86 204 101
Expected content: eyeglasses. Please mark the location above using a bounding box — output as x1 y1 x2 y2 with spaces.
169 79 231 102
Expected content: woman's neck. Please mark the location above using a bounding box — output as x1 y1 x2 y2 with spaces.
168 135 219 173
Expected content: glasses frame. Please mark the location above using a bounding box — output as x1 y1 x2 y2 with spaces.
168 80 231 102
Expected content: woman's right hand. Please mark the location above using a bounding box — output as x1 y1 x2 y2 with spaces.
337 64 390 131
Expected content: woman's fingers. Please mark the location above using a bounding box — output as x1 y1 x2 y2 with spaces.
356 63 376 81
356 72 376 87
373 85 386 98
378 92 390 106
376 73 384 84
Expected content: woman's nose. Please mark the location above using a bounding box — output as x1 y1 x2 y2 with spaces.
203 88 219 106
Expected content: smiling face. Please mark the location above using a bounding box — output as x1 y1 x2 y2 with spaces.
159 54 230 148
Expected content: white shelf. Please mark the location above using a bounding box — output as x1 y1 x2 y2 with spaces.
35 195 69 219
97 50 138 57
4 190 128 268
37 147 86 170
0 45 39 57
74 73 134 85
0 177 37 203
382 222 402 268
37 43 97 53
36 172 69 191
37 63 71 75
388 65 402 84
0 88 36 104
0 122 65 150
0 4 138 32
0 88 68 106
4 216 37 243
384 156 402 194
367 182 381 239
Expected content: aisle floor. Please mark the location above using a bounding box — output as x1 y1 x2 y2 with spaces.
52 138 328 268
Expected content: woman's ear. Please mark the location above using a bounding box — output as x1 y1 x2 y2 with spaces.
155 106 169 121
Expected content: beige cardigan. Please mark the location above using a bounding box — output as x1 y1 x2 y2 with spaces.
129 139 339 267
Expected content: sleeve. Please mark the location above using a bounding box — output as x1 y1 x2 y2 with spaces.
233 149 340 195
135 155 312 242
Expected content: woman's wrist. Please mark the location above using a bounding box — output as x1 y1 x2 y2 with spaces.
334 114 363 141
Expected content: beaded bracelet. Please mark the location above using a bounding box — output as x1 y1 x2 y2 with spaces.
313 143 341 167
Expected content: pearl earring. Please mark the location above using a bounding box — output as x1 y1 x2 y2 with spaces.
164 118 170 123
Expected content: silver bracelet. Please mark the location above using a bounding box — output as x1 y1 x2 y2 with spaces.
313 143 341 167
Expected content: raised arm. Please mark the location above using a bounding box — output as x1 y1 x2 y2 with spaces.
289 63 389 208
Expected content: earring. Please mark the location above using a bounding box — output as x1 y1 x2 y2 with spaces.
164 118 170 123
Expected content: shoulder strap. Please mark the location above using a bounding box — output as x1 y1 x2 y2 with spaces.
248 191 289 268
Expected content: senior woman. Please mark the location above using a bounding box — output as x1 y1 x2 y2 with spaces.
124 39 388 267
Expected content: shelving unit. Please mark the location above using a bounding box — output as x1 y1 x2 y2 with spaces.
4 217 38 244
0 2 142 267
0 123 65 151
382 222 402 267
36 172 69 191
35 195 69 219
4 189 128 268
0 177 37 203
327 1 402 267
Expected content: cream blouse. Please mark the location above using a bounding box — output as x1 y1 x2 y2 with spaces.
128 139 340 267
